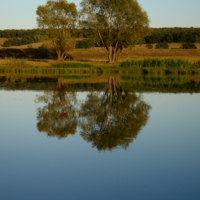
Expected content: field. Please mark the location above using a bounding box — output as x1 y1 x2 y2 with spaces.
0 38 200 66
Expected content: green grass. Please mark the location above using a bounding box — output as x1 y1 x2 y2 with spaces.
52 62 92 68
4 57 27 67
120 58 196 68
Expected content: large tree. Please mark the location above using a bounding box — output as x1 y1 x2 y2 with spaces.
36 0 77 60
80 0 150 63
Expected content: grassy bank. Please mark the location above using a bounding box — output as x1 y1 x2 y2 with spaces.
0 47 200 76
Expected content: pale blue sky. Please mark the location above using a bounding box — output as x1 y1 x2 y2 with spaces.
0 0 200 30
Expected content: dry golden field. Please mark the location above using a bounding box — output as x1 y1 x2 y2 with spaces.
0 37 200 66
68 46 200 64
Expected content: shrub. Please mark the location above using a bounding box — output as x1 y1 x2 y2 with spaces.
146 43 153 49
76 39 94 49
3 40 11 47
155 42 169 49
39 44 48 49
180 42 197 49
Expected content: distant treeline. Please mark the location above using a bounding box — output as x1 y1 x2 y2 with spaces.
0 29 47 38
144 27 200 43
1 28 200 48
0 29 83 39
0 29 48 47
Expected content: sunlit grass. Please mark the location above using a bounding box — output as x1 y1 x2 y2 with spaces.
5 57 27 67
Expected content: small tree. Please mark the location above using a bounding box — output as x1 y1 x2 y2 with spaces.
76 39 94 48
146 43 153 49
80 0 150 63
180 42 197 49
155 42 169 49
36 0 77 60
3 40 11 47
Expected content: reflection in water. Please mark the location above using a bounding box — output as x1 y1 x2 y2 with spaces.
79 77 151 151
35 77 151 150
35 79 78 139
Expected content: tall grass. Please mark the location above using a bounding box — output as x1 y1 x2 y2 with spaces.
5 57 27 66
120 58 194 68
52 62 92 68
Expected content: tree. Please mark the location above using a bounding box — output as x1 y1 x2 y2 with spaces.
76 39 94 48
3 40 11 47
80 0 150 63
146 43 153 49
155 42 169 49
36 0 77 60
180 42 197 49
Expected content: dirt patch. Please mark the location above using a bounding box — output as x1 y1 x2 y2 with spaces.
0 38 8 46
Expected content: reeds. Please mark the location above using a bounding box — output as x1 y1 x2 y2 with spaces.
5 57 27 67
52 62 92 68
120 58 193 68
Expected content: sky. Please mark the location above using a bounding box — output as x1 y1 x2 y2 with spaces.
0 0 200 30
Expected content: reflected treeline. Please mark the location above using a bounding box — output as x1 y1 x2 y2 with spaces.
79 77 151 151
35 79 78 139
1 74 200 93
122 75 200 93
0 75 58 90
35 77 151 151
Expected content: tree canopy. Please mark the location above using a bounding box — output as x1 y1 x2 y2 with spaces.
36 0 77 60
80 0 150 63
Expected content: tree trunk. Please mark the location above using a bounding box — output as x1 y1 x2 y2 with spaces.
56 49 65 61
107 43 123 63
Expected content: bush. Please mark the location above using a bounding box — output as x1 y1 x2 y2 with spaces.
39 44 48 49
155 42 169 49
3 40 11 47
146 43 153 49
2 36 36 47
180 42 197 49
76 39 94 49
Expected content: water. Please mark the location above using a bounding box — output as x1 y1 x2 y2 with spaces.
0 77 200 200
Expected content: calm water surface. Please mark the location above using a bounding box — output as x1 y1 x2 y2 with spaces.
0 78 200 200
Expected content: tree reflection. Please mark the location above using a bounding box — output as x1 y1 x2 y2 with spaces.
35 79 77 139
79 77 151 151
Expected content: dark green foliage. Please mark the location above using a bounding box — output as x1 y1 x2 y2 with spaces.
2 40 11 47
0 29 47 38
2 34 47 47
155 42 169 49
180 42 197 49
76 39 94 48
146 43 153 49
144 27 200 44
162 34 173 43
0 48 56 59
120 58 193 68
1 28 200 45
